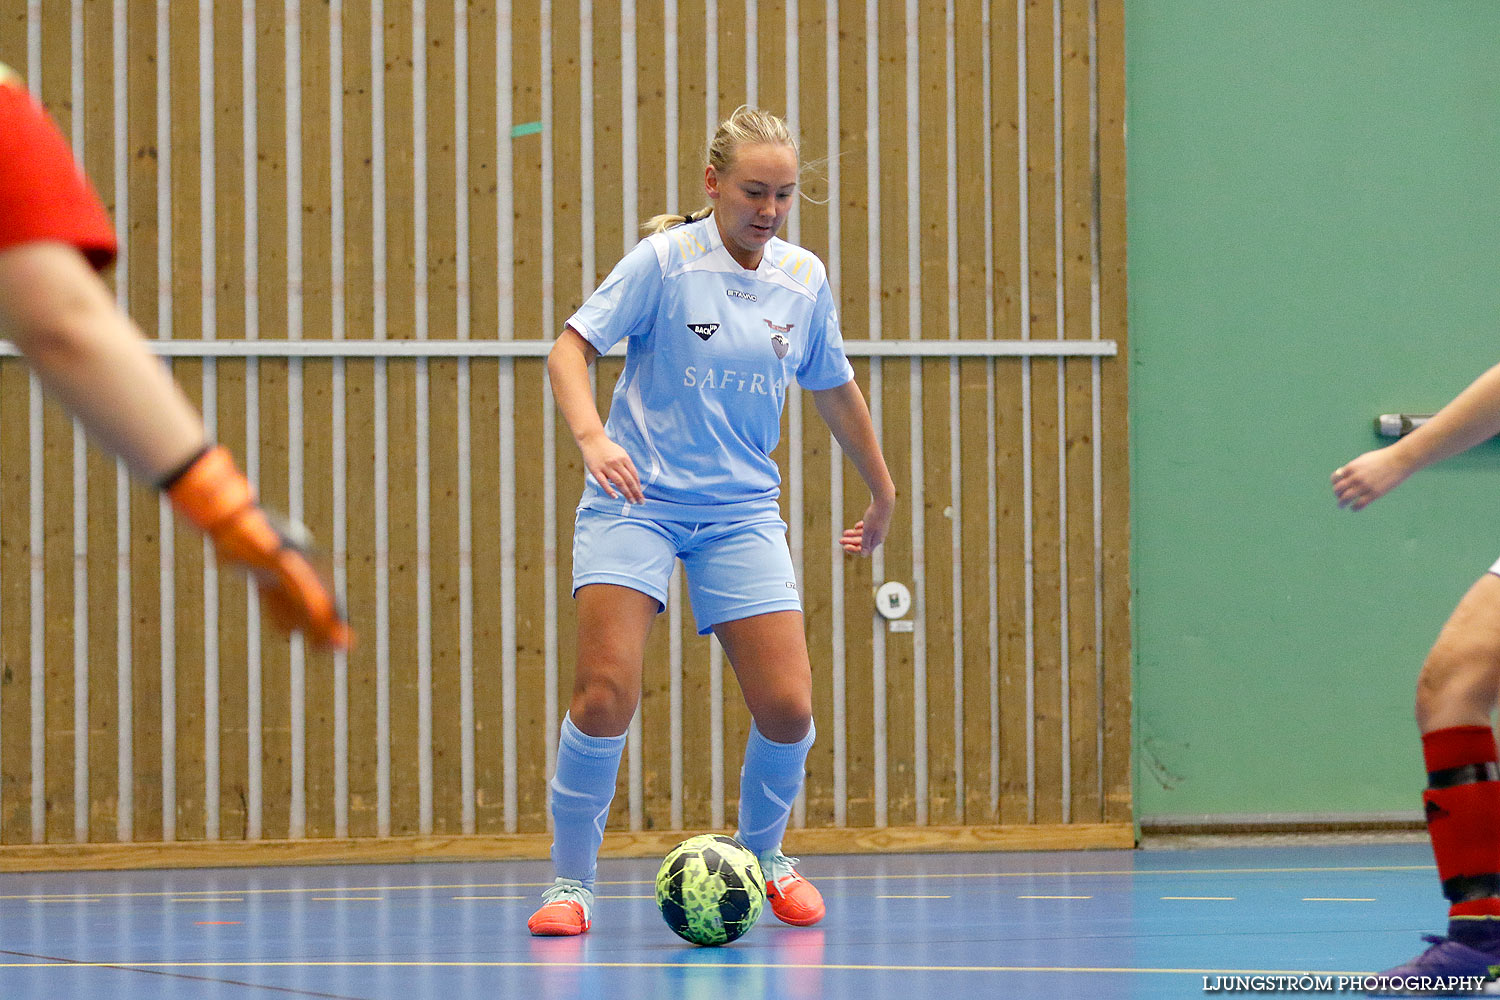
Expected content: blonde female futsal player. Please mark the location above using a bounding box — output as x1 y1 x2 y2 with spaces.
1334 361 1500 991
528 105 896 936
0 61 350 651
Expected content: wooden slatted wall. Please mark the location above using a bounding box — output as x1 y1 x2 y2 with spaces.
0 0 1129 866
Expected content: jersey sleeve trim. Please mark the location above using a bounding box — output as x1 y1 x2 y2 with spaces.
567 318 609 355
797 366 856 392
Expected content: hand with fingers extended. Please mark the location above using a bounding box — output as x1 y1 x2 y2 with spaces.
165 446 353 651
1331 446 1414 512
580 431 645 504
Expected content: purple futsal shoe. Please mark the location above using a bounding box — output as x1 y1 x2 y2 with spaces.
1364 935 1500 996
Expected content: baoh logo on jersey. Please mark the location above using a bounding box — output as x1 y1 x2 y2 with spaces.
688 322 720 341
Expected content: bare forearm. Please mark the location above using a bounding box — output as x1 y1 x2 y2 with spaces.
32 311 207 479
547 327 607 448
548 326 644 502
813 380 896 501
1390 361 1500 474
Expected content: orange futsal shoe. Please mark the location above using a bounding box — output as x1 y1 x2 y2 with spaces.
165 445 352 652
761 851 826 926
528 878 594 936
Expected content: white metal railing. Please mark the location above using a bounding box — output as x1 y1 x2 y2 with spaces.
0 339 1117 359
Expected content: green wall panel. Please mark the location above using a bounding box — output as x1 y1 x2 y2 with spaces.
1128 0 1500 819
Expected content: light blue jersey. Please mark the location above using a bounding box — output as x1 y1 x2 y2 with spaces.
566 216 854 522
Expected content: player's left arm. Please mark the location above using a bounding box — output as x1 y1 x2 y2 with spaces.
811 379 897 555
1333 360 1500 511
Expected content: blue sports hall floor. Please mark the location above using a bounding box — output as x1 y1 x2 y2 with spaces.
0 838 1456 998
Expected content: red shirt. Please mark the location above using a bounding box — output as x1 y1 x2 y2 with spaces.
0 63 118 270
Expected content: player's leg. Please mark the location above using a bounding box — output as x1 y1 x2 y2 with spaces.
528 583 657 936
566 583 659 738
1373 571 1500 991
530 511 675 936
1416 573 1500 734
1415 572 1500 931
687 518 824 926
713 611 824 927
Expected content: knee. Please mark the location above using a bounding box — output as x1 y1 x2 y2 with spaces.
752 691 813 744
1416 636 1500 730
569 671 638 737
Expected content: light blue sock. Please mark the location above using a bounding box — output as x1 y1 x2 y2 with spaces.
548 712 626 892
734 720 815 855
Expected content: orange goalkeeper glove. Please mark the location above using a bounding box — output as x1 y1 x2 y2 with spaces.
164 445 353 651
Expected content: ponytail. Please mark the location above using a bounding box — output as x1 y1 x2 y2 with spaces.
641 205 714 235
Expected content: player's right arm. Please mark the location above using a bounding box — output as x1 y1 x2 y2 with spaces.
547 326 644 504
0 226 351 653
1333 360 1500 511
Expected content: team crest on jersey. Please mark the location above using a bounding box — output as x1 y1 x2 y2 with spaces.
688 322 720 341
726 288 757 302
764 319 794 334
770 332 790 359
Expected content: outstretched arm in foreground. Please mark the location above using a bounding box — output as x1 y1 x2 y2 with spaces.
1332 361 1500 512
0 241 352 650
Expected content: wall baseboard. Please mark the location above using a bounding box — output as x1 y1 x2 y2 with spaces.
1140 812 1423 835
0 823 1135 873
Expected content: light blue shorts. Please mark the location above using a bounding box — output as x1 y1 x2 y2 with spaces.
571 507 802 635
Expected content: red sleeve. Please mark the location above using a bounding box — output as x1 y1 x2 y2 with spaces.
0 75 118 271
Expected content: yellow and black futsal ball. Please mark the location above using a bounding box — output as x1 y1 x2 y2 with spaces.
654 834 766 945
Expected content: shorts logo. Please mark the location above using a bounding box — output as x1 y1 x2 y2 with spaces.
764 319 794 334
769 332 790 359
688 322 720 341
726 288 758 302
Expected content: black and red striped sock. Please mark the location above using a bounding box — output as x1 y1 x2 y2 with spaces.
1422 726 1500 944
